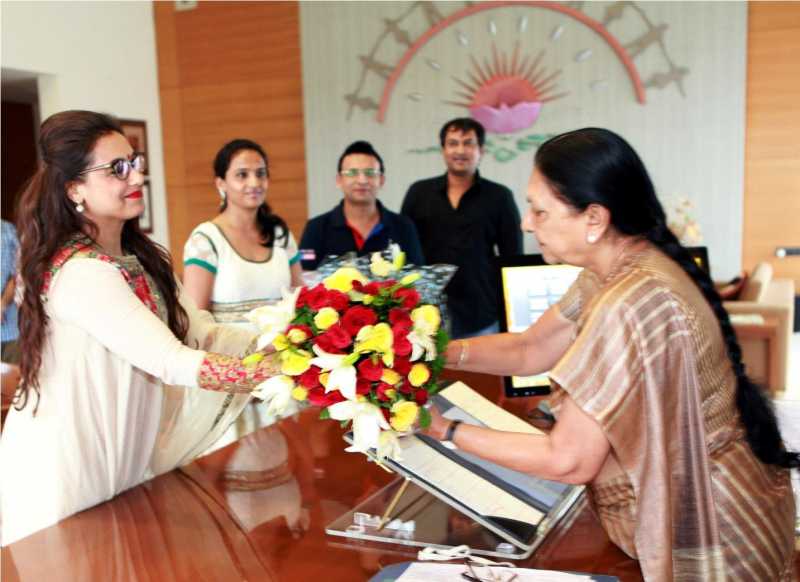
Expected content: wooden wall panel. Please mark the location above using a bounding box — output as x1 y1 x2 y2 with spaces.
154 1 308 270
743 2 800 285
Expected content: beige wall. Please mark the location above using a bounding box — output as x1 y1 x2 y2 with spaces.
2 1 171 248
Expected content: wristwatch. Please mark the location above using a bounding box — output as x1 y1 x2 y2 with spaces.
442 420 462 449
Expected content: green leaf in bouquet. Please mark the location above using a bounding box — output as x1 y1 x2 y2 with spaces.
339 419 351 429
418 404 432 429
319 408 330 420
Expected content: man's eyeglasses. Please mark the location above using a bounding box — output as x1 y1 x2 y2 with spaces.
340 168 381 178
79 153 146 181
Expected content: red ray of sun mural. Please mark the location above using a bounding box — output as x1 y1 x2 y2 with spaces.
447 43 568 134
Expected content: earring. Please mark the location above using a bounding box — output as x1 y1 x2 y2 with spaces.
586 233 598 244
75 202 85 213
217 187 227 202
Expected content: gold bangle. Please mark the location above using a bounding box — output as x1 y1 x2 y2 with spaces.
456 339 470 368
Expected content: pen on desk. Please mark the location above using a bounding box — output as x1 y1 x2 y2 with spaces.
461 573 480 582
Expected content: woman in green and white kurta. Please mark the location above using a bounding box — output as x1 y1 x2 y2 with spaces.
183 139 303 449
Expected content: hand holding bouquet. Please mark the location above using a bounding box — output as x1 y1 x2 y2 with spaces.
247 250 449 460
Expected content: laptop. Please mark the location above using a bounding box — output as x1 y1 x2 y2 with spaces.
495 254 582 397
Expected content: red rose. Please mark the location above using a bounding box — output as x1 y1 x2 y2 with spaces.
376 382 395 402
306 284 329 310
315 332 343 354
352 280 365 292
298 366 321 389
317 323 353 354
307 387 345 407
326 290 350 312
363 282 381 296
392 356 411 375
394 336 412 357
398 381 413 394
414 389 429 406
296 286 310 308
341 305 378 336
388 308 412 329
358 357 384 381
394 288 420 309
356 378 371 396
380 407 391 423
381 279 398 288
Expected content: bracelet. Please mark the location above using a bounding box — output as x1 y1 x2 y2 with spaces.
444 420 462 443
456 339 470 368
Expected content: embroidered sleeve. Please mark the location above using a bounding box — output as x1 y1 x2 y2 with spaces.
184 231 218 274
197 352 280 393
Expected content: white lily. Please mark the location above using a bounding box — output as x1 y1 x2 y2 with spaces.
370 253 393 278
246 287 301 350
376 430 402 461
309 344 358 400
252 375 298 416
408 325 437 362
328 400 390 454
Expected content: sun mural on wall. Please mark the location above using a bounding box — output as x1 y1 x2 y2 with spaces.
345 1 688 163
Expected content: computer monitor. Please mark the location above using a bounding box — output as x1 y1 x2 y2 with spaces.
495 254 582 397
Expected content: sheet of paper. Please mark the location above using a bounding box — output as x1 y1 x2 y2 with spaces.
397 562 597 581
440 381 544 435
398 435 544 526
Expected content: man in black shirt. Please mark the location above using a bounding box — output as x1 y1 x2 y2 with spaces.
299 141 424 270
401 118 522 339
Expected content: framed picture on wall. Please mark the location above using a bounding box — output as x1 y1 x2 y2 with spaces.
139 180 153 233
118 118 149 170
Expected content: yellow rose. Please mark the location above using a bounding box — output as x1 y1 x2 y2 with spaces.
355 323 393 354
411 305 441 332
384 388 397 399
381 369 401 385
313 307 339 330
390 400 419 432
370 254 393 278
408 363 431 387
400 272 420 286
323 267 367 293
272 334 290 351
362 295 375 305
280 350 311 376
392 251 406 271
241 352 264 367
319 372 330 387
286 328 309 344
291 386 309 401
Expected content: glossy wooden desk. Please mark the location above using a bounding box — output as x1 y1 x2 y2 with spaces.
2 373 643 581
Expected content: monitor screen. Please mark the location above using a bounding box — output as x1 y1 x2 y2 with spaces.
496 255 582 397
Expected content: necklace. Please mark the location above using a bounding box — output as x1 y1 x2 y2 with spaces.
601 236 645 285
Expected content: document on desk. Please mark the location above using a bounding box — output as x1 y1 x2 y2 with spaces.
393 562 616 581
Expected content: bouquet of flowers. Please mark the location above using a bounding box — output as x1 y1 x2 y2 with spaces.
246 248 450 460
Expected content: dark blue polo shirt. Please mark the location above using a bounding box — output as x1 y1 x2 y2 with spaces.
298 200 425 270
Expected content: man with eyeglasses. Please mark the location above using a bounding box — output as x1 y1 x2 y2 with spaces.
299 141 424 270
401 118 522 339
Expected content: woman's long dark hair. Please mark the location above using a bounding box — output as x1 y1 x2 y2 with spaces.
15 110 189 412
213 139 288 249
535 127 798 469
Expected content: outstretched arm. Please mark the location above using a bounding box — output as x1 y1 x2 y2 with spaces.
51 259 276 393
425 393 610 485
444 303 575 377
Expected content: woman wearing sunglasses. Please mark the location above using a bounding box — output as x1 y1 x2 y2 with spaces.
0 111 280 545
426 129 797 580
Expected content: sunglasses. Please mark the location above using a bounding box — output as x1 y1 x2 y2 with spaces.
79 153 146 181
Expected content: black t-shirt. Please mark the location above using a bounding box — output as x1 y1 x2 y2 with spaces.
298 200 424 270
401 172 522 334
